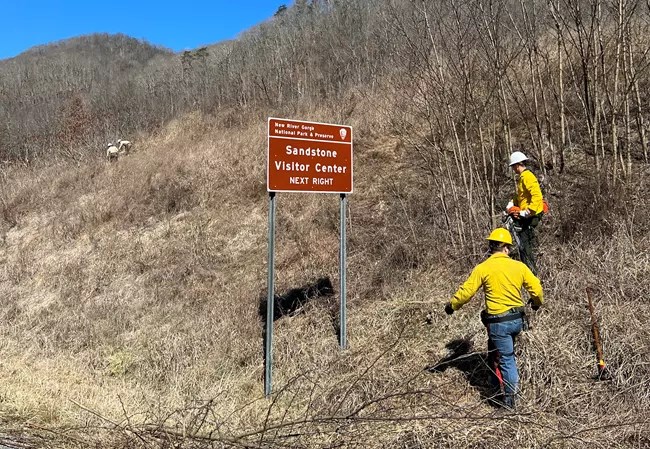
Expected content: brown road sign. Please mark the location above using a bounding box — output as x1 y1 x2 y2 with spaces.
268 118 353 193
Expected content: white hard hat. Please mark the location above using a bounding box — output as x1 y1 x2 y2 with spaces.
509 151 528 166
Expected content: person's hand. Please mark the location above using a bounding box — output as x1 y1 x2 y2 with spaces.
528 299 540 311
444 303 454 315
520 209 530 218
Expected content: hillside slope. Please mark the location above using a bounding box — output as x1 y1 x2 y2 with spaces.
1 110 649 448
2 0 650 446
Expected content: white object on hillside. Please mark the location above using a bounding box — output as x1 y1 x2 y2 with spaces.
117 139 132 154
106 143 119 161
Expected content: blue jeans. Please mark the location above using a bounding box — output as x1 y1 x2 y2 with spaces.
486 318 523 406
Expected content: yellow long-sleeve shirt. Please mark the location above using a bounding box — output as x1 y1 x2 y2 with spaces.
450 253 543 315
515 169 544 215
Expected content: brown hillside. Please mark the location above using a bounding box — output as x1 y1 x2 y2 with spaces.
1 0 650 447
1 108 649 448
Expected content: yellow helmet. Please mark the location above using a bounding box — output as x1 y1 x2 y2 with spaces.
486 228 513 245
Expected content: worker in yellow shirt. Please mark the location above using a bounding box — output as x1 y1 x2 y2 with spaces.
444 228 544 409
505 151 545 274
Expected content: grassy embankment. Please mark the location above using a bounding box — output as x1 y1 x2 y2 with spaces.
1 108 649 448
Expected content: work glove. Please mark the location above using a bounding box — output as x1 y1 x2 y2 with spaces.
444 303 454 315
520 209 530 218
507 206 521 217
506 200 514 210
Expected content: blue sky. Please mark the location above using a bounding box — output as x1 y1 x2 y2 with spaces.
0 1 289 60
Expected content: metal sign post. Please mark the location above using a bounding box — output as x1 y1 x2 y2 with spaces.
339 193 347 349
265 118 352 397
265 192 276 397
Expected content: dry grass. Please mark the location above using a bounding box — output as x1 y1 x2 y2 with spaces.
0 108 649 448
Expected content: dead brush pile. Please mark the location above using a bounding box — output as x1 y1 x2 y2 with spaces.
0 111 649 448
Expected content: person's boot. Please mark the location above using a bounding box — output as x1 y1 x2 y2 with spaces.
503 394 516 410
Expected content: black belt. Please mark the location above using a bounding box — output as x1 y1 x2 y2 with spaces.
481 307 525 325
